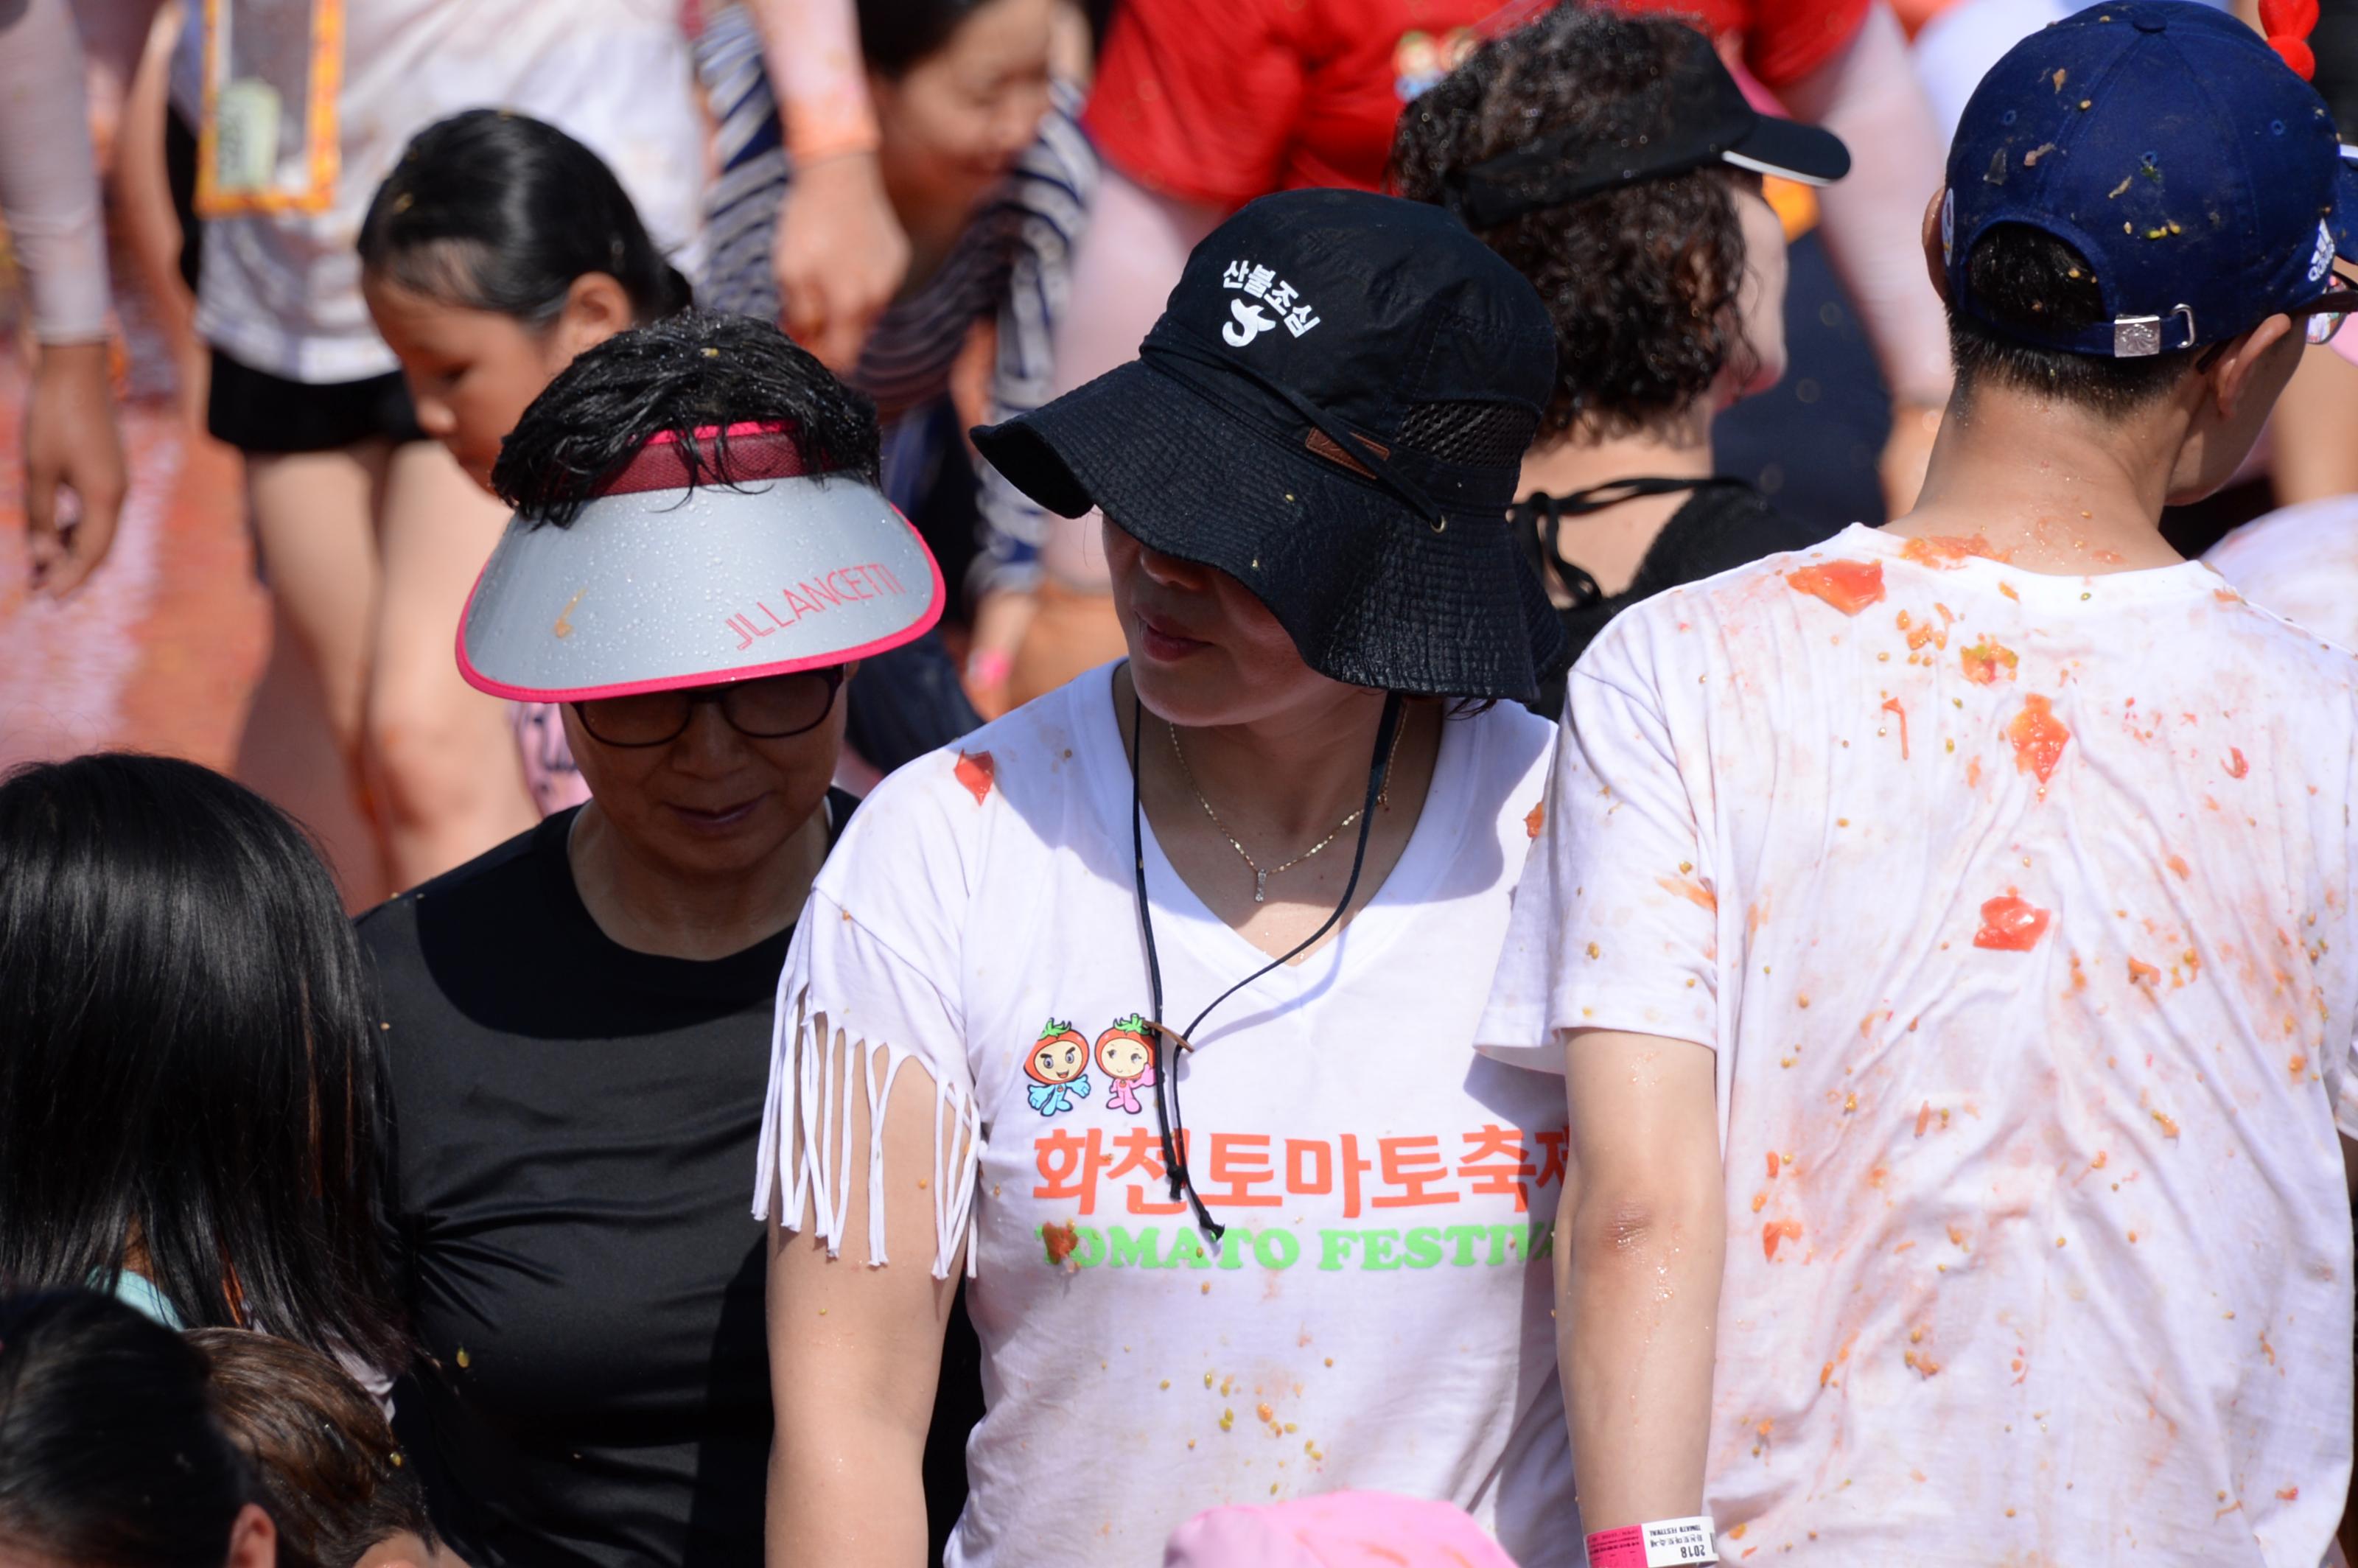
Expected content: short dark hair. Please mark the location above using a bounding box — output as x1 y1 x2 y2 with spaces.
491 308 884 527
856 0 996 77
191 1329 438 1568
360 108 693 329
1949 222 2195 416
0 755 406 1379
0 1291 255 1568
1391 6 1754 440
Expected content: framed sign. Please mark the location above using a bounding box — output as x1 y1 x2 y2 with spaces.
193 0 343 217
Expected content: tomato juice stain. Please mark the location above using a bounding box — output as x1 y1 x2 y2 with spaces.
1974 893 2051 951
1785 559 1886 615
954 749 996 805
2008 695 2071 785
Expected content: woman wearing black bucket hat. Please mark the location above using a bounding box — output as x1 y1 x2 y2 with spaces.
756 188 1579 1566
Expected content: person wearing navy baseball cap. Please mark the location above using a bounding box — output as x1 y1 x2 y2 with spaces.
1475 4 2358 1564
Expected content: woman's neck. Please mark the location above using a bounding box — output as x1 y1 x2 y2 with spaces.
1516 407 1717 599
1136 676 1410 842
1516 405 1715 500
567 802 827 962
1116 664 1444 962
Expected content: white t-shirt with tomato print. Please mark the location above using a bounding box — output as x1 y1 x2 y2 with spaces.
755 662 1575 1568
1479 523 2358 1568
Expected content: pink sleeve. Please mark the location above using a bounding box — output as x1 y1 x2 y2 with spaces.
0 0 112 342
739 0 880 162
1775 1 1953 408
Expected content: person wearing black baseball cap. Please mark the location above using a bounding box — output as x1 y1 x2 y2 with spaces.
1395 6 1853 715
756 187 1581 1566
1480 3 2358 1562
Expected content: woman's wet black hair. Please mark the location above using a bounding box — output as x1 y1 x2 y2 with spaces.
0 1291 255 1568
856 0 996 77
0 755 406 1379
359 108 692 328
492 308 884 528
1391 6 1755 440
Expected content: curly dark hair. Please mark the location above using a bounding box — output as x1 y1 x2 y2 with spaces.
1392 5 1754 440
490 309 883 528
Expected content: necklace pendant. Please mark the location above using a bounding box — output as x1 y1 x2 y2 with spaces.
1253 869 1268 903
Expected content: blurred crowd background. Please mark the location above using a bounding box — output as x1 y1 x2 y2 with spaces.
5 0 2357 910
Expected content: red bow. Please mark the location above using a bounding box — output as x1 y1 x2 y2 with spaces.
2261 0 2319 79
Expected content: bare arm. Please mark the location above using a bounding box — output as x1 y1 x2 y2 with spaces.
1779 3 1953 515
741 0 908 370
766 1040 964 1568
1558 1027 1725 1532
1 0 130 596
1032 167 1221 593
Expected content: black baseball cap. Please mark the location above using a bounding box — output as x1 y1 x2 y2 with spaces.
1944 0 2358 357
1438 19 1850 231
973 187 1567 705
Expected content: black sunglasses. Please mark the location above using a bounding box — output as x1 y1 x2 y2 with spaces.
571 667 845 748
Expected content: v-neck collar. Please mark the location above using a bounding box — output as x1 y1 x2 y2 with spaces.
1071 664 1481 1047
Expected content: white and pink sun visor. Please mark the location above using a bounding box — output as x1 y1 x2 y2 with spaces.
456 424 945 703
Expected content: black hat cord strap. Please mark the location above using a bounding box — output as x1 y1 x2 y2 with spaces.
1524 476 1753 610
1129 679 1407 1245
1140 339 1449 533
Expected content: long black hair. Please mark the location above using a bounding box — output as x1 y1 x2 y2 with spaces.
359 108 692 328
0 755 405 1376
0 1291 255 1567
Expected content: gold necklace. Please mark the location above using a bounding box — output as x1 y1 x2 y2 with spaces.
1167 718 1407 903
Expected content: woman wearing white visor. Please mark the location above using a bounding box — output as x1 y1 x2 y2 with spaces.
354 311 960 1564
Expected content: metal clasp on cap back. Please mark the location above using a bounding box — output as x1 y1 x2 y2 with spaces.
2112 304 2197 359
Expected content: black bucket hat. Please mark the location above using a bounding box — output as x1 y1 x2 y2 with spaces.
971 186 1567 705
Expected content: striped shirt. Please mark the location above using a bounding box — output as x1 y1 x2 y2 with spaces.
695 5 1097 595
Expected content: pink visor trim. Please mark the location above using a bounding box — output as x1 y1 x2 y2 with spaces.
589 424 829 498
455 472 947 704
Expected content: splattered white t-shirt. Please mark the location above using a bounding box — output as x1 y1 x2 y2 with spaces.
757 664 1575 1568
1480 524 2358 1567
2207 495 2358 653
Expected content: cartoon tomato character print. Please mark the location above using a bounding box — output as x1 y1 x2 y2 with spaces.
1095 1014 1159 1116
1025 1020 1092 1117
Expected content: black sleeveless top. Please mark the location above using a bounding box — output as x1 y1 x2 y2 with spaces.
1517 477 1844 718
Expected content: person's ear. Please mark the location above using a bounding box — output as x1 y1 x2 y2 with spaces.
841 659 862 684
1922 187 1952 305
552 272 636 363
2207 313 2298 421
225 1502 279 1568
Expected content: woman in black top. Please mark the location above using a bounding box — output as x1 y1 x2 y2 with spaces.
357 313 966 1565
1394 7 1856 713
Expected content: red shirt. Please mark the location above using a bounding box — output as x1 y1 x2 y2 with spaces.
1084 0 1871 209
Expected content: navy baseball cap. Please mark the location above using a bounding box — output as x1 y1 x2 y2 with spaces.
1944 0 2358 357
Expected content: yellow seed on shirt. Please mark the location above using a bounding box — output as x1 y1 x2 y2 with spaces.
1586 942 1600 959
1161 1380 1171 1390
456 1348 471 1369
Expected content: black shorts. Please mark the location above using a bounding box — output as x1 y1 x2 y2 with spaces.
207 348 427 455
